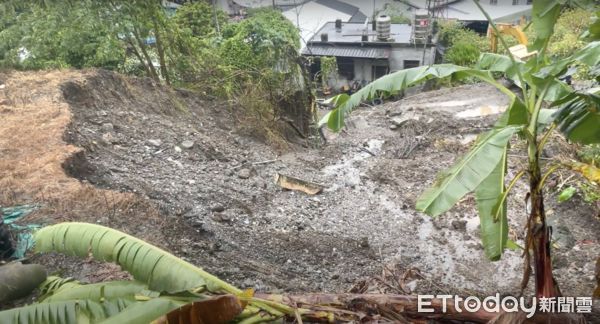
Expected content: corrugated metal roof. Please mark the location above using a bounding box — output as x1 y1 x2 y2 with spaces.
302 45 390 59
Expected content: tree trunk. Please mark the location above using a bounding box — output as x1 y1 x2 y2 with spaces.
132 27 159 82
528 162 561 298
152 17 170 85
126 37 152 77
255 293 587 323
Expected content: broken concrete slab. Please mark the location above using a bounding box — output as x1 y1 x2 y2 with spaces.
275 173 324 195
390 113 419 127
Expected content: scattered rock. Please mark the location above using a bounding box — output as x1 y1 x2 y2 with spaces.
211 204 226 213
242 278 254 288
174 146 182 153
451 219 467 231
389 124 398 130
237 168 251 179
109 166 128 173
359 237 369 248
101 133 117 145
459 134 477 146
181 140 194 149
211 213 231 223
147 139 162 147
390 113 419 127
101 123 114 132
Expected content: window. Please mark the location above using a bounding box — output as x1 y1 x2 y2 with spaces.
337 57 354 80
403 60 420 69
372 65 389 80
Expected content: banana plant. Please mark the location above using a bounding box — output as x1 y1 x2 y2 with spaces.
320 1 600 298
0 222 333 324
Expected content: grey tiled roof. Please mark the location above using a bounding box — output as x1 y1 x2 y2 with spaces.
302 45 390 58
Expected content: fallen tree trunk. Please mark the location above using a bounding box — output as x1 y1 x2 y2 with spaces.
256 293 496 323
255 293 588 323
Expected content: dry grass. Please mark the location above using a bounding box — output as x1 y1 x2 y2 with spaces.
0 70 159 234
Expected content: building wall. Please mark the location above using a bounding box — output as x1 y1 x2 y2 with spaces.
388 46 435 72
353 59 372 82
323 46 436 87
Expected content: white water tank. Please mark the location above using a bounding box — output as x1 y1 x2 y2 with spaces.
376 15 391 41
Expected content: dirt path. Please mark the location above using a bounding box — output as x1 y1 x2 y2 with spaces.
2 70 598 299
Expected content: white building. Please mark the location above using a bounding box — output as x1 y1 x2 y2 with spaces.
303 19 436 89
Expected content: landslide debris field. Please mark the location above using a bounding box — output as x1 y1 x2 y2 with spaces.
1 70 598 297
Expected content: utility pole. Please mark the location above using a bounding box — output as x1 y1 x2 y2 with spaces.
273 0 276 9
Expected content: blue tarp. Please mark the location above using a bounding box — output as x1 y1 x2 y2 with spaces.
1 205 41 258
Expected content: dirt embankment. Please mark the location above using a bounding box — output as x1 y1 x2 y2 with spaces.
1 70 598 301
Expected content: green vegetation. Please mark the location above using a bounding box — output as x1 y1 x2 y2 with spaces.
319 56 337 88
0 2 124 70
579 144 600 165
321 1 600 298
376 3 412 24
0 1 310 134
438 20 490 66
0 223 328 323
444 41 481 67
542 8 593 59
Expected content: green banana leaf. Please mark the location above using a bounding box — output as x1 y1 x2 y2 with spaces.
416 126 520 217
553 90 600 144
474 148 509 261
0 299 137 324
530 0 562 52
97 297 187 324
34 223 240 294
0 276 222 324
43 280 148 302
0 297 194 324
319 64 524 132
39 277 81 301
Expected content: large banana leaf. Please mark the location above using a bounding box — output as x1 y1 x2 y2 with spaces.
43 280 149 302
534 41 600 82
319 64 524 132
34 223 240 294
478 52 576 103
530 0 562 52
1 276 239 324
97 297 187 324
0 299 138 324
416 126 520 217
474 149 508 261
477 53 526 88
553 90 600 145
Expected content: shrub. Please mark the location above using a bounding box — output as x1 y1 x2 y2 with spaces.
438 21 490 53
444 41 480 66
579 144 600 166
547 8 593 59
